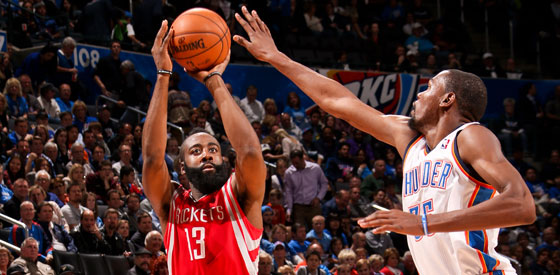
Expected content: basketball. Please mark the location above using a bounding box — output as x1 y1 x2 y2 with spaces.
168 8 231 72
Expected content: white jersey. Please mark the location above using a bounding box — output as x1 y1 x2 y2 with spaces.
401 123 515 275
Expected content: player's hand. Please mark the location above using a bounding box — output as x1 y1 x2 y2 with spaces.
186 50 231 84
152 20 173 71
357 209 424 236
233 6 280 63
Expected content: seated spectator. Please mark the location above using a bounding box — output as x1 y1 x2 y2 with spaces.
404 23 434 54
127 247 152 275
9 237 54 275
9 202 52 263
3 154 25 190
322 190 351 218
356 258 370 275
35 201 77 253
0 246 13 275
130 212 153 251
51 176 68 205
70 209 110 254
60 182 86 230
283 92 308 129
361 160 393 200
151 254 168 275
536 227 559 252
37 82 60 121
82 191 103 228
335 263 354 275
55 83 74 113
118 219 131 241
2 178 28 226
296 250 326 275
123 193 142 235
278 265 296 275
29 185 68 230
267 189 286 225
492 98 528 157
289 223 310 262
3 78 28 118
379 248 401 275
101 208 127 256
272 241 294 272
303 2 323 35
86 160 117 203
116 166 143 198
8 117 32 146
66 145 94 178
33 170 64 207
307 215 332 254
325 213 349 247
145 230 165 262
72 100 98 133
368 254 384 275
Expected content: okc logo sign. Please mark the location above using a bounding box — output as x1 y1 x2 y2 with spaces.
317 70 429 115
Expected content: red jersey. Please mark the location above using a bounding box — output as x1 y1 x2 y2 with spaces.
164 175 263 274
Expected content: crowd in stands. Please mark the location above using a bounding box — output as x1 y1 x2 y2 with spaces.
0 0 559 275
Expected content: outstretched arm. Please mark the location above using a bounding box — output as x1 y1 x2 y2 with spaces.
234 7 416 153
358 126 536 235
142 21 173 230
189 55 266 229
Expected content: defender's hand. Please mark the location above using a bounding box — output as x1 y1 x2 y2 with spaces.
233 6 281 63
152 20 173 71
358 209 424 236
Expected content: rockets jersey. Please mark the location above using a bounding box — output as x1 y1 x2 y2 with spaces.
164 174 263 274
401 123 515 275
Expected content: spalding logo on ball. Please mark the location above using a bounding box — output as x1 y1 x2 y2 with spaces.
168 8 231 72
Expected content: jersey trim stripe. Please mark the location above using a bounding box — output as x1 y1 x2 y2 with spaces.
403 134 423 161
222 179 258 274
167 223 175 275
451 138 494 189
224 179 261 251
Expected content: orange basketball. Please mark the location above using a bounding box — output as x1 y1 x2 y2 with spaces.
168 8 231 72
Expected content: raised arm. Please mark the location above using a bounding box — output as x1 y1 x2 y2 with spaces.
188 54 266 228
142 21 173 227
233 7 416 153
358 125 536 234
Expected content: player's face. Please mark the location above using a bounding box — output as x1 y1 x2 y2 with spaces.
409 71 448 132
183 133 229 195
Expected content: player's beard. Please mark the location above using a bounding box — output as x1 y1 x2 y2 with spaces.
185 162 230 195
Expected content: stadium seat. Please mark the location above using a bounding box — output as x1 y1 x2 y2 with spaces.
53 250 82 274
79 253 110 275
104 254 131 275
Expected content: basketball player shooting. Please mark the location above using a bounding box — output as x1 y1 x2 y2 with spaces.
234 7 535 274
143 20 266 274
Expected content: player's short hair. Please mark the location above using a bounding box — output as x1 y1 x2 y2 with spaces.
442 69 487 122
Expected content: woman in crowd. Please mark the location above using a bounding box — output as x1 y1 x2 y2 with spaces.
29 184 68 230
151 254 168 275
283 92 307 129
117 219 131 241
82 191 103 227
3 78 27 118
379 248 402 275
0 246 13 275
53 128 69 165
3 154 25 189
262 98 281 135
65 163 85 191
296 251 326 275
0 94 9 132
51 175 68 204
265 128 304 160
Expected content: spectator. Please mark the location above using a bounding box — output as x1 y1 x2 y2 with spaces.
303 2 323 34
322 190 351 218
130 212 153 250
111 11 147 51
54 37 79 89
326 213 349 247
3 78 28 119
29 184 67 229
440 52 462 70
536 227 559 252
0 246 13 275
9 201 52 262
112 143 137 175
94 41 122 97
3 178 28 224
127 247 152 275
240 85 265 124
356 258 370 275
278 265 296 275
379 248 401 275
337 248 357 273
493 98 528 157
261 205 275 241
82 191 103 228
144 230 165 260
280 113 303 141
404 23 434 54
365 229 393 257
117 219 131 241
479 52 505 79
55 83 74 114
306 215 332 253
288 223 311 261
60 182 86 230
325 143 354 184
272 241 295 272
360 160 393 200
267 188 286 225
266 128 304 161
284 92 308 130
3 154 25 190
33 170 63 207
15 44 57 88
17 74 40 117
116 60 149 125
150 255 168 275
70 209 110 254
9 237 54 275
35 201 77 253
86 160 116 202
51 176 68 205
505 58 523 79
123 193 142 235
65 163 89 192
284 150 328 228
368 254 384 275
101 208 127 255
401 251 418 275
72 100 98 133
258 251 274 275
296 250 325 275
80 0 112 44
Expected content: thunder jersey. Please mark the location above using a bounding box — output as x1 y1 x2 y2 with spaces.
401 123 515 275
164 174 262 274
